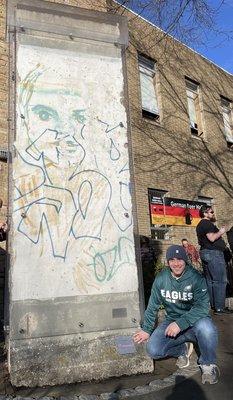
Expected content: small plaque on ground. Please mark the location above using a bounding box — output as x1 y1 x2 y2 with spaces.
115 335 136 355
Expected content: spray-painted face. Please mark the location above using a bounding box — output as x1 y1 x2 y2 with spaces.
19 68 86 166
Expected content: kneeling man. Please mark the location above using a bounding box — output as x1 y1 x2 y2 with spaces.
134 245 219 384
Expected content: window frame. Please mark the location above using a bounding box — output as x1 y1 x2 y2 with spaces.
185 77 202 137
220 95 233 149
197 196 213 207
138 53 160 121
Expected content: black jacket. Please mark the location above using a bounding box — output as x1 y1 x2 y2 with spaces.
0 229 6 242
227 227 233 253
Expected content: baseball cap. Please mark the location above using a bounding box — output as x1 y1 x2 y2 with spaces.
166 245 188 262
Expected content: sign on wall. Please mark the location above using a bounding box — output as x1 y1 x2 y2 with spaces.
148 189 206 227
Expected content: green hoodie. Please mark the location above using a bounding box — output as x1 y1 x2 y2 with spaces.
142 265 210 334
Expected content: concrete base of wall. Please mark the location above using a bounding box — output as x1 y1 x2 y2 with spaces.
9 328 153 387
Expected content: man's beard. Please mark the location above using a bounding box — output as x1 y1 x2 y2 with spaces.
209 215 216 223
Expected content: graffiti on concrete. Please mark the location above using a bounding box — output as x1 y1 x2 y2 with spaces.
13 46 137 296
90 236 135 282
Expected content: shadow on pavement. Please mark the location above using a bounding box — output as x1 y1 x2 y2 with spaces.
132 376 209 400
165 376 208 400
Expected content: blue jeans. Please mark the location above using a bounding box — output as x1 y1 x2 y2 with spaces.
147 317 218 365
200 249 227 310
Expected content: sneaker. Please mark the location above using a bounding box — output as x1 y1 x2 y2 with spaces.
214 308 233 315
201 364 220 384
176 342 194 368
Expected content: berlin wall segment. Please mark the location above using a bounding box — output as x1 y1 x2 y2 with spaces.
5 0 152 387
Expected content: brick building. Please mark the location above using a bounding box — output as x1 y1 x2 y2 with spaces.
0 0 232 386
121 3 233 252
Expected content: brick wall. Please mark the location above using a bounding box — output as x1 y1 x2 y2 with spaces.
109 3 233 256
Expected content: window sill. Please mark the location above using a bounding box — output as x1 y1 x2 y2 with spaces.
141 118 161 127
142 109 160 120
141 112 161 127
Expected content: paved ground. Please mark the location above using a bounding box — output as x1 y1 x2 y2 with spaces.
133 313 233 400
0 311 232 399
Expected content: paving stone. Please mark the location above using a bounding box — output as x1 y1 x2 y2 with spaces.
39 397 53 400
117 388 136 398
78 395 99 400
173 369 188 376
148 379 165 388
134 385 153 394
108 394 119 400
163 375 176 384
99 393 112 400
9 397 22 400
11 397 33 400
99 393 119 400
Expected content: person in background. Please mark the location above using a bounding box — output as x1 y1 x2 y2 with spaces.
133 245 219 385
0 198 7 242
196 205 233 315
225 227 233 296
182 238 201 270
227 226 233 253
184 207 193 225
140 236 157 306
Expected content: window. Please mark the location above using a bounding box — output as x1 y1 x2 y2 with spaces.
221 96 233 149
151 228 170 240
186 78 202 136
197 196 213 206
138 54 159 120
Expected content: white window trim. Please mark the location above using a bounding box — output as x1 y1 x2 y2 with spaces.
221 97 233 145
138 54 159 119
185 78 203 136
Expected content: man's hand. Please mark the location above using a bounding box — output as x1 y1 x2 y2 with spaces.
207 226 226 242
133 330 150 344
165 322 181 337
219 226 226 235
0 221 7 232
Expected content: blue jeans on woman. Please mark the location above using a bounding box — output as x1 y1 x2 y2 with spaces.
147 317 218 365
200 249 227 311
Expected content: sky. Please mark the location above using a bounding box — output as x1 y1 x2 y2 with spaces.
118 0 233 75
197 0 233 74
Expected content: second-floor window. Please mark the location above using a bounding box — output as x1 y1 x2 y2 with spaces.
138 54 159 120
221 96 233 148
197 196 213 207
186 78 202 136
